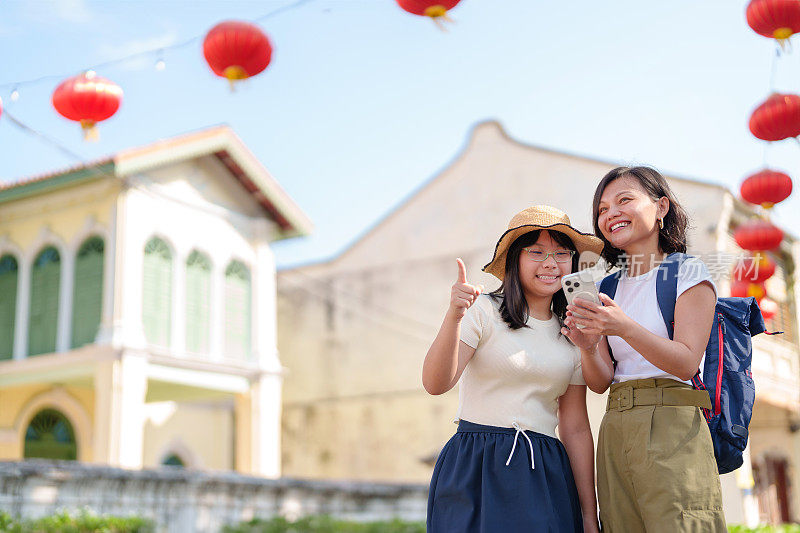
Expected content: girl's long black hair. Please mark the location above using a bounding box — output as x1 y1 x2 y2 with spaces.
488 229 579 331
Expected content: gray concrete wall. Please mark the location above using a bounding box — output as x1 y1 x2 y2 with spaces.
0 461 427 533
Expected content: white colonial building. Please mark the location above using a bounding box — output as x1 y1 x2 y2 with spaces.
0 126 311 477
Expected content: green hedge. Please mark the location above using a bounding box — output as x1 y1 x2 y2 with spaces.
222 516 425 533
728 526 800 533
224 519 800 533
0 510 153 533
4 512 799 533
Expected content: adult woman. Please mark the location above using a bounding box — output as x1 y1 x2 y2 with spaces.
563 167 725 531
424 205 603 532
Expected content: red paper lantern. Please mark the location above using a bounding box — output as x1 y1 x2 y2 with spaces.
740 169 793 208
731 280 767 302
734 219 784 251
749 93 800 141
746 0 800 44
52 71 122 140
758 297 779 320
203 21 272 88
733 255 776 283
397 0 461 27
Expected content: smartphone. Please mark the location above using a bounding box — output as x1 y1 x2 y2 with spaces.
561 270 601 329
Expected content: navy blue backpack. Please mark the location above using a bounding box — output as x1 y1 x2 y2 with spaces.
599 252 772 474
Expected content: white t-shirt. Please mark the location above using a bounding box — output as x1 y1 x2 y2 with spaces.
457 294 584 438
599 256 717 384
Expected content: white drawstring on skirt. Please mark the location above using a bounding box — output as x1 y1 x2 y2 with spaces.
506 421 535 470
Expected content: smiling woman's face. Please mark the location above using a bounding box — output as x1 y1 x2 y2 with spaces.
597 176 663 252
517 230 574 298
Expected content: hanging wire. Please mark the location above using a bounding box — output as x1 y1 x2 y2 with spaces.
254 0 318 22
760 46 783 170
1 111 119 194
769 45 779 92
4 111 87 163
0 0 320 91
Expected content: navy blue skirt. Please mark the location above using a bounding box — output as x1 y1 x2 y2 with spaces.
427 420 584 533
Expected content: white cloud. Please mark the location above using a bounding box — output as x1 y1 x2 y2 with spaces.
52 0 95 24
19 0 98 25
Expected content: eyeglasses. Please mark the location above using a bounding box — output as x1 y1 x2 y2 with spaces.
522 248 575 263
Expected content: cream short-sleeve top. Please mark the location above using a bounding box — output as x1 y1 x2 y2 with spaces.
457 294 584 438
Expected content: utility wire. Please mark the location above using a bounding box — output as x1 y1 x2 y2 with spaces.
3 111 86 163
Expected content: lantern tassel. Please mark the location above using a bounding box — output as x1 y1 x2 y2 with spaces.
425 5 453 31
80 120 99 142
223 65 248 93
431 17 448 31
774 27 794 53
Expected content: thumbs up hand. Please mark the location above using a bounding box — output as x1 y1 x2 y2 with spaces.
450 258 484 320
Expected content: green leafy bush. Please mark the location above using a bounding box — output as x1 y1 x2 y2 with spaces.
223 515 425 533
728 525 800 533
0 510 153 532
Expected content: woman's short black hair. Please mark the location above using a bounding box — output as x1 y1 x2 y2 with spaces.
592 166 689 270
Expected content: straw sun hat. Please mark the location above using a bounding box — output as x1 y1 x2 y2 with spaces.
482 205 604 281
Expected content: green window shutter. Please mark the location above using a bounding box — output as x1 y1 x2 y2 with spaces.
185 251 211 354
142 238 172 347
28 247 60 356
71 237 104 348
0 255 18 360
162 453 185 467
224 261 251 360
24 409 77 461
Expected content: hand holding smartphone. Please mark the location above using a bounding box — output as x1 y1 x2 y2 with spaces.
561 270 601 329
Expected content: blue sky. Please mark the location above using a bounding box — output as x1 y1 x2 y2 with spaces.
2 0 799 269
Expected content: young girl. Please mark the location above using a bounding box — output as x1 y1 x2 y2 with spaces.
563 167 726 531
423 205 603 533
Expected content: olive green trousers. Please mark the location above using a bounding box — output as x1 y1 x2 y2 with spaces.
597 378 726 533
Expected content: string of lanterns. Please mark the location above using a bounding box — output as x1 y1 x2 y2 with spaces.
735 0 800 321
0 1 460 140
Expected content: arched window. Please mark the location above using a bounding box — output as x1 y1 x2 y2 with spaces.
143 238 172 347
71 237 104 348
162 453 185 467
185 251 211 354
224 261 251 360
29 247 60 356
0 255 18 360
24 408 77 460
